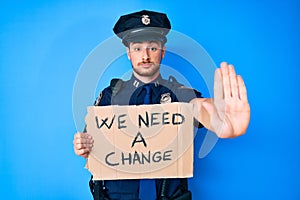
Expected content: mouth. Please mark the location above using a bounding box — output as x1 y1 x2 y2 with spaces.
139 62 153 68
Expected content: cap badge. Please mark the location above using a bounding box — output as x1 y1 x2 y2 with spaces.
141 15 150 25
160 93 171 104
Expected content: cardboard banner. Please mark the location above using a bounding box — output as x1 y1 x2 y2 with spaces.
85 102 194 180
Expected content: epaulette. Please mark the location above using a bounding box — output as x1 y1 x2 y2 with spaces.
110 78 124 96
169 75 197 91
168 75 183 88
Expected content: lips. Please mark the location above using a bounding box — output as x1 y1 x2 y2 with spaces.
139 62 153 68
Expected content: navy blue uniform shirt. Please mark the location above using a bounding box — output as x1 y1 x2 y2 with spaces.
94 74 202 200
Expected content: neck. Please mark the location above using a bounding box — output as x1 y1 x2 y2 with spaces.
133 72 160 83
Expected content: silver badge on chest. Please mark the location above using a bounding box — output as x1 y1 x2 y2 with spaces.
141 15 150 25
160 93 171 104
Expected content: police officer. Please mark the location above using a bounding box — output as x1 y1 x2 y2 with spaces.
73 10 250 200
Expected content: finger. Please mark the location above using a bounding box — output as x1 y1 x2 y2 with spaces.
214 68 223 101
75 140 93 149
74 132 84 141
74 133 93 143
74 137 94 147
220 62 231 99
75 147 91 157
75 143 85 150
74 132 91 139
81 153 89 159
237 75 248 101
229 64 238 98
74 142 93 157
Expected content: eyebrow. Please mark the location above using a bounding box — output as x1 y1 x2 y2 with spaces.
131 41 161 45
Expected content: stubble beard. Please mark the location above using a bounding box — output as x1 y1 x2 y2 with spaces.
133 63 161 78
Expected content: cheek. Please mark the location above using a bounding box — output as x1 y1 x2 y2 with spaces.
153 53 162 62
130 55 138 64
130 55 140 67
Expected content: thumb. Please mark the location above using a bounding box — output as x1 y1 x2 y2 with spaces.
202 101 214 117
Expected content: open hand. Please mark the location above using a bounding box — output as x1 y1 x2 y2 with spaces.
192 62 250 138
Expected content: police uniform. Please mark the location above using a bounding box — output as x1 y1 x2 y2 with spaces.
89 10 203 200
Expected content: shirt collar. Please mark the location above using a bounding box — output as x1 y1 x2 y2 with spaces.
130 74 163 88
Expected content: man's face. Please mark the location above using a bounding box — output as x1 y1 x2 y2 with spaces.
127 41 166 81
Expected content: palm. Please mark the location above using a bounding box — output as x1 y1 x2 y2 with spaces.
203 62 250 138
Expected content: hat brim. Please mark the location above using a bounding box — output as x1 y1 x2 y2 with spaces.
121 27 168 46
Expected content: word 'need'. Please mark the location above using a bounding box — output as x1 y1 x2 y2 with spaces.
95 111 185 130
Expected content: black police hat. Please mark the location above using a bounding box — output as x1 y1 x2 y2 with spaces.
113 10 171 46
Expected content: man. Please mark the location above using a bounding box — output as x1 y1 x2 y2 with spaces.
73 10 250 200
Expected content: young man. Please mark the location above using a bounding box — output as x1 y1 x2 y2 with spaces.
73 10 250 200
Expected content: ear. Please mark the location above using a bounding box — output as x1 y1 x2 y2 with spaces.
126 47 131 60
161 46 166 58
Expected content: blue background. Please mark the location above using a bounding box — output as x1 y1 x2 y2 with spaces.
1 0 299 199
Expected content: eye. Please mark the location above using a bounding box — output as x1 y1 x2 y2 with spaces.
150 47 157 51
149 47 157 51
134 47 141 52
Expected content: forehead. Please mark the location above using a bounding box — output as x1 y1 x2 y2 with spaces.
129 41 162 47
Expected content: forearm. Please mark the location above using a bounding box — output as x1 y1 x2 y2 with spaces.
190 98 212 131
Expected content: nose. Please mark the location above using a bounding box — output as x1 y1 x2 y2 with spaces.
142 48 150 61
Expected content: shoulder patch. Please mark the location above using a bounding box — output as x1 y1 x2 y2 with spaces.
110 78 124 96
94 92 102 106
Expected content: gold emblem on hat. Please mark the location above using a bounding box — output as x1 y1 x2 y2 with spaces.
141 15 150 25
160 93 171 104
